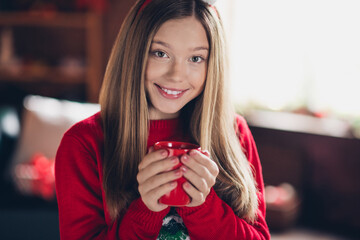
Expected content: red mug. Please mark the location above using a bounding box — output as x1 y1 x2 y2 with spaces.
154 141 201 206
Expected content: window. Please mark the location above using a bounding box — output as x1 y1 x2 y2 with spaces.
216 0 360 118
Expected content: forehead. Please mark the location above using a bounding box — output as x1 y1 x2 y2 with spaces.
152 16 209 49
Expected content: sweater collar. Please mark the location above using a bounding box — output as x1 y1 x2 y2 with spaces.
149 118 181 130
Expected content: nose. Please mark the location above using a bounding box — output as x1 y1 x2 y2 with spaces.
167 59 186 82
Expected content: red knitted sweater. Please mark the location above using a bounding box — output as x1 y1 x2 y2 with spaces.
55 112 270 239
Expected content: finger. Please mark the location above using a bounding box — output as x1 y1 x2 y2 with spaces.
137 156 179 184
148 146 154 154
182 181 206 207
188 150 219 176
181 153 213 181
151 203 168 212
201 150 210 157
138 149 168 171
181 165 210 194
145 181 178 206
142 181 178 212
139 168 183 195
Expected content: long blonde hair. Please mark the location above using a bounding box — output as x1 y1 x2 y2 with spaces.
99 0 258 222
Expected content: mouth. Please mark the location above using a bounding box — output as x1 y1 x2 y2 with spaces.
155 84 188 99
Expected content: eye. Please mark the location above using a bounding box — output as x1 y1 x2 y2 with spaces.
190 56 204 63
153 51 168 58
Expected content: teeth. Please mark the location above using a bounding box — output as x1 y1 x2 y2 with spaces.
161 87 182 95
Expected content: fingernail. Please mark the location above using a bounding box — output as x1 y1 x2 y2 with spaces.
161 150 168 156
182 155 188 162
171 181 177 187
171 156 178 164
181 166 187 172
202 150 210 156
189 150 197 156
175 169 182 176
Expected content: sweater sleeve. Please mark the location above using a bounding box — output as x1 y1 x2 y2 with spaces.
176 115 270 240
55 124 169 240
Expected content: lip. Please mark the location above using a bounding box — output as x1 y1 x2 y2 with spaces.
155 84 188 99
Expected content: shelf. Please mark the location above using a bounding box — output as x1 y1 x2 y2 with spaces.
0 12 91 29
0 67 85 84
0 11 103 102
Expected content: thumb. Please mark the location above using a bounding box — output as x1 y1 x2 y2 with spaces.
148 146 154 154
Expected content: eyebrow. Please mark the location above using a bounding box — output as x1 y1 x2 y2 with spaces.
151 40 209 52
152 40 170 48
192 46 209 52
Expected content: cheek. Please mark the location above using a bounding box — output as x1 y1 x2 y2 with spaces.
191 66 207 88
146 60 166 81
145 61 155 83
144 67 151 89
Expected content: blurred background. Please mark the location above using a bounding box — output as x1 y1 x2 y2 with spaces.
0 0 359 239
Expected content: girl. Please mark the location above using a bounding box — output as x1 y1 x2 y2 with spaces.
55 0 270 239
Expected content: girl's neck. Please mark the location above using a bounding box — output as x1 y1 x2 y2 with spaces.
148 108 180 120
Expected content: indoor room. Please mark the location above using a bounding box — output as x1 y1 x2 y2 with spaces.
0 0 359 239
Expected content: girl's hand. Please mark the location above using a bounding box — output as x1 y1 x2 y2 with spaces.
137 147 183 212
180 150 219 207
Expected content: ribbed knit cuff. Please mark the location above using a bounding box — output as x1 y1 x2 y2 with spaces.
176 188 217 216
126 198 170 231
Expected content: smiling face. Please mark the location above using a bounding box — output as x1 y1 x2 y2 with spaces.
145 16 209 120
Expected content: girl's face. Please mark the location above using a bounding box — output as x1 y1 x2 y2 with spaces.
145 16 209 120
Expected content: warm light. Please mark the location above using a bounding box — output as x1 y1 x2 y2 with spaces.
13 153 55 200
216 0 360 117
2 111 20 137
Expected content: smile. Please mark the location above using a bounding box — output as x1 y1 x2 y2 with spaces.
161 87 182 95
155 84 188 99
